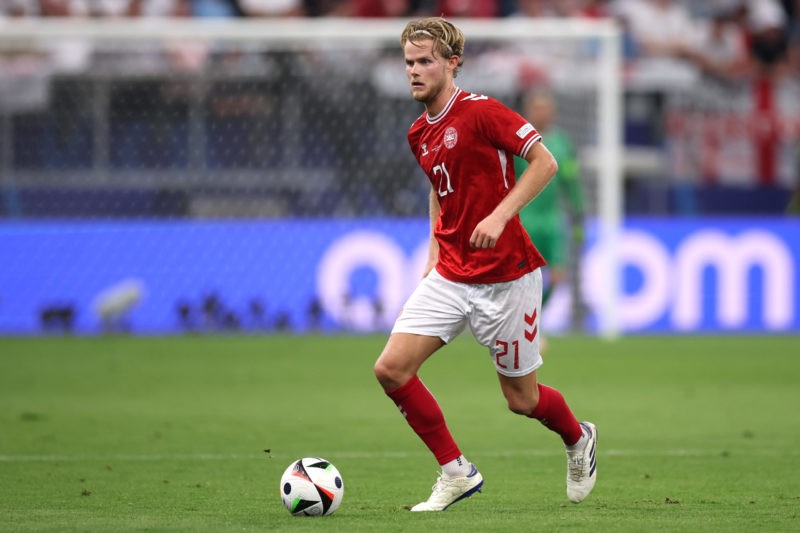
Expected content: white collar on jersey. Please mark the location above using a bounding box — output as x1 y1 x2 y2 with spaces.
426 86 461 124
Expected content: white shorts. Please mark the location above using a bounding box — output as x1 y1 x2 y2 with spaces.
392 268 544 377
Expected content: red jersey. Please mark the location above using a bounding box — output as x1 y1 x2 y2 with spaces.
407 87 547 284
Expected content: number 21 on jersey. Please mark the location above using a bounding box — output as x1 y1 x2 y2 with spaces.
433 163 453 197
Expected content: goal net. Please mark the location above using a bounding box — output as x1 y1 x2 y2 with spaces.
0 18 621 337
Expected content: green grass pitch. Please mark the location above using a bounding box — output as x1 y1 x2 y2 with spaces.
1 335 799 532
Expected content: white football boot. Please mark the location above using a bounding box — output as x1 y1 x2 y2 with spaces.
410 464 484 511
566 421 597 503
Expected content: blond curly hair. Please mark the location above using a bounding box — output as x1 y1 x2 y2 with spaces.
400 17 465 77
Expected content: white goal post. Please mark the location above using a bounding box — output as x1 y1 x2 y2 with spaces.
0 17 622 338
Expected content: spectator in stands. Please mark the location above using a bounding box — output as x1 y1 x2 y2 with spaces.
787 0 800 36
689 1 753 82
77 0 189 17
1 0 36 16
433 0 499 18
348 0 416 17
238 0 307 16
747 0 790 69
505 0 599 88
786 0 800 72
39 1 70 16
508 0 608 17
508 0 554 17
1 0 192 18
579 0 612 18
191 0 246 16
613 0 698 60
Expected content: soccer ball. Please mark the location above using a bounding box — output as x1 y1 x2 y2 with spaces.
279 457 344 516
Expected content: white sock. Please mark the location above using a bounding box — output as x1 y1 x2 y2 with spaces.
441 455 471 478
566 428 588 452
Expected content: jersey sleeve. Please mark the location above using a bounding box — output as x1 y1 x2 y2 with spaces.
476 98 541 158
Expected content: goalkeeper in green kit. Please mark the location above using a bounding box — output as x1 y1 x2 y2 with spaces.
515 89 585 331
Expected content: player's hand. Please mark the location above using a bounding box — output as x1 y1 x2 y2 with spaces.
470 215 506 249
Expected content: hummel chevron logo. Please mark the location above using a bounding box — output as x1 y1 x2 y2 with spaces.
462 93 488 101
524 309 537 342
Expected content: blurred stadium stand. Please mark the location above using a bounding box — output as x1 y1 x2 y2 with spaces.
0 1 798 336
0 0 797 219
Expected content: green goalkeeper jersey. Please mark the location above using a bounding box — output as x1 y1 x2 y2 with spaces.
515 128 584 238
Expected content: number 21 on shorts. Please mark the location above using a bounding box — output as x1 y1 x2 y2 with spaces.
494 339 520 370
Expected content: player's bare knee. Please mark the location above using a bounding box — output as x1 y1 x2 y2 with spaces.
373 358 404 390
373 358 390 385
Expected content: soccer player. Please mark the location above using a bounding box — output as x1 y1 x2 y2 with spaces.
373 17 597 512
515 89 585 321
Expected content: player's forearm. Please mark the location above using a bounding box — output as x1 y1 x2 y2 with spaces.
495 144 558 223
427 188 441 264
